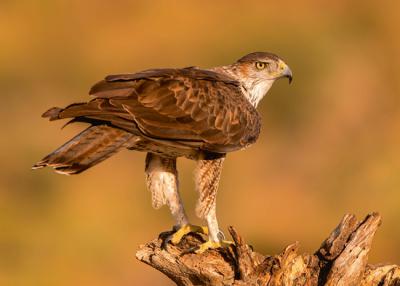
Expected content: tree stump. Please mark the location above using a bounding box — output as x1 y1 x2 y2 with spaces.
136 213 400 285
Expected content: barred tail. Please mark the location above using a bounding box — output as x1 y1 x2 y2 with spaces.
32 125 134 175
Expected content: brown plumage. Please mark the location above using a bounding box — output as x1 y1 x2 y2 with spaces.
40 68 261 156
33 52 292 247
195 157 225 218
32 125 135 175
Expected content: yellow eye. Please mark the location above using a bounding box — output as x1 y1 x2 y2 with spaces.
255 62 267 70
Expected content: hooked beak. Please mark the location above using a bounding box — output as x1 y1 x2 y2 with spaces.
282 64 293 84
277 60 293 84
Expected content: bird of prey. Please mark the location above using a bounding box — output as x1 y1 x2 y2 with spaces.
33 52 292 252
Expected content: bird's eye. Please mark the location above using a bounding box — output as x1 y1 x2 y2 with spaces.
255 62 267 70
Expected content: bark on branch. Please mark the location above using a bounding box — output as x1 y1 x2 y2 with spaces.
136 213 400 285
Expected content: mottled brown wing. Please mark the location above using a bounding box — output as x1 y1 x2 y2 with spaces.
45 68 261 153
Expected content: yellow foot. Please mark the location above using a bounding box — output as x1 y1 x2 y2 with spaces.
170 224 208 244
194 240 234 254
162 224 208 249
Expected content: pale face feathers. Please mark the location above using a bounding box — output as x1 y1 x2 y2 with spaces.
246 78 275 107
217 52 292 107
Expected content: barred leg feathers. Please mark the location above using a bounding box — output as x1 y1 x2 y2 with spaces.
32 125 134 175
145 153 189 226
194 157 225 219
145 154 172 209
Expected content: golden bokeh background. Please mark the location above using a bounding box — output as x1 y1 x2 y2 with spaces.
1 1 399 285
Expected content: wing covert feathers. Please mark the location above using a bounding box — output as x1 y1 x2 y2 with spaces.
40 67 261 154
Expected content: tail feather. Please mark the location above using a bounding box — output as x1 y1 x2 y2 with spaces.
33 125 134 175
41 100 137 133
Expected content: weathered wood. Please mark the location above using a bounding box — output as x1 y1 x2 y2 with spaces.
136 213 400 285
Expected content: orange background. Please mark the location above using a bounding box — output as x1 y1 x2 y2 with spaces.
1 1 400 285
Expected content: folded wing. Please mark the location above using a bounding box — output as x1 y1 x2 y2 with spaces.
44 68 261 153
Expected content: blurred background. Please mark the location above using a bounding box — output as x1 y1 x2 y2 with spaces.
1 1 399 285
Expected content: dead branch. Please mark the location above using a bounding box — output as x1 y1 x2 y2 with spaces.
136 213 400 286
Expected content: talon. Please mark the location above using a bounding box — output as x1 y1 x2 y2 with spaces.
161 231 174 250
162 224 208 248
194 240 234 254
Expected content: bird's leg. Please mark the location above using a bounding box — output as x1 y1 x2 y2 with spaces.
206 203 221 242
145 153 189 226
145 153 207 247
163 182 208 245
191 155 234 254
194 202 234 254
164 177 189 228
162 172 209 244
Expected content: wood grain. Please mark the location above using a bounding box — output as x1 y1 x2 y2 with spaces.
136 213 400 286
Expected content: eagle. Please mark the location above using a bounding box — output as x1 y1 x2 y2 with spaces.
33 52 292 253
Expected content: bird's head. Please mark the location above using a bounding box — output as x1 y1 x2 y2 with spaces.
229 52 292 106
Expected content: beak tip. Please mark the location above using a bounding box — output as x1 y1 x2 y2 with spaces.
281 63 293 85
285 66 293 84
